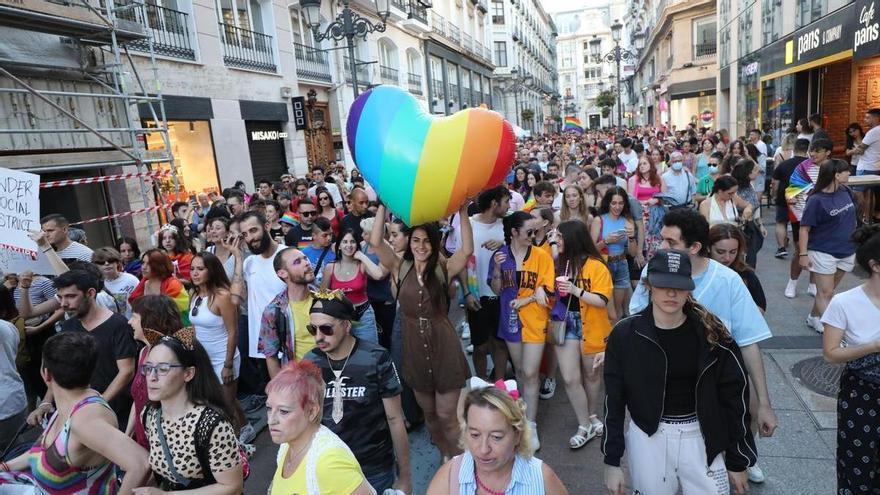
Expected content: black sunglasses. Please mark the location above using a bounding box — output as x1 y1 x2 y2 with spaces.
306 323 336 336
300 210 317 217
191 296 203 317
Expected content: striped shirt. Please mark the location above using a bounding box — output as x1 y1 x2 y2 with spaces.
456 450 545 494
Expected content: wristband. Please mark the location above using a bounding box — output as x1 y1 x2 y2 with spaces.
41 247 52 253
799 253 808 257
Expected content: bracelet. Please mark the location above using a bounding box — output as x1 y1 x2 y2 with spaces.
223 363 233 369
38 401 54 410
41 247 52 253
0 461 9 471
799 253 809 257
463 291 472 298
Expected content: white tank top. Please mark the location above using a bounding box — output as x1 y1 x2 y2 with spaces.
708 196 737 226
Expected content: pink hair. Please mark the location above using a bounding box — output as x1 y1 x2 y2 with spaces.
265 360 325 413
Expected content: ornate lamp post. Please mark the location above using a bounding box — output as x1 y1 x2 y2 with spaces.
299 0 390 98
589 20 639 130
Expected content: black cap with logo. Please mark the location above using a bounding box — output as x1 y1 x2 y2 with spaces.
647 249 695 290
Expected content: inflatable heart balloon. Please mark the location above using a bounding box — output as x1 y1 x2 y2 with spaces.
346 85 515 226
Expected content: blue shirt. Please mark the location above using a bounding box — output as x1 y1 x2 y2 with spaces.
629 258 772 347
301 245 335 286
456 450 545 494
800 187 857 258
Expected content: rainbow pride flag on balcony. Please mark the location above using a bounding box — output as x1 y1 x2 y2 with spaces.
564 116 583 133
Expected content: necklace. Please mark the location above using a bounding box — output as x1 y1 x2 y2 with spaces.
475 470 508 495
328 338 356 424
284 433 313 473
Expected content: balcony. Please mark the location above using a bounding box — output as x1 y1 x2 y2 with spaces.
343 55 371 85
477 0 488 13
694 42 717 59
219 22 276 72
389 0 408 20
293 42 332 83
399 0 429 34
115 2 195 59
448 24 461 45
462 32 473 54
380 64 399 85
462 87 472 106
408 72 423 95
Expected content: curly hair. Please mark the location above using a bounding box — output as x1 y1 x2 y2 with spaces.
685 296 733 347
131 295 184 337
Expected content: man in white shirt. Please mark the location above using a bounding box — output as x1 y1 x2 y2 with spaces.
661 152 696 207
40 214 93 262
618 137 639 175
855 108 880 222
237 211 287 358
308 166 344 205
749 129 768 194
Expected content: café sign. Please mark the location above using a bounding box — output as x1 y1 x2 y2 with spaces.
854 0 880 59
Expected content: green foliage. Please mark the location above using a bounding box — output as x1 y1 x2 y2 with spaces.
521 108 535 121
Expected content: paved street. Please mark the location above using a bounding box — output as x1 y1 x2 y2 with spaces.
243 209 857 494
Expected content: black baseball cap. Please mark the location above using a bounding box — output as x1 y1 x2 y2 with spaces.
647 249 694 290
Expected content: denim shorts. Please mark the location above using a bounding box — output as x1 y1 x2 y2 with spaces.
350 304 378 344
565 310 583 340
608 258 631 289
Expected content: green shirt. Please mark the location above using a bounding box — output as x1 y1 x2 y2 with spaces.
697 174 716 196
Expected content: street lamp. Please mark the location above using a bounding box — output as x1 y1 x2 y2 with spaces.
590 19 639 131
300 0 390 98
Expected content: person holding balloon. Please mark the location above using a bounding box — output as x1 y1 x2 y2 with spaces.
489 210 554 451
369 203 473 463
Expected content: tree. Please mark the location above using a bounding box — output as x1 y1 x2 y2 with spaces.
595 90 617 119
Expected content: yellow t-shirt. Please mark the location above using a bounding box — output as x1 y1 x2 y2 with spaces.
574 258 613 354
290 298 316 361
270 445 366 495
516 246 555 343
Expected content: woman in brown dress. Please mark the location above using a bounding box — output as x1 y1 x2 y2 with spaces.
370 203 473 461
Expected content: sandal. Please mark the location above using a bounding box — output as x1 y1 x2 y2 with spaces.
589 414 605 437
569 424 596 449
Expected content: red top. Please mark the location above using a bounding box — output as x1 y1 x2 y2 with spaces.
329 265 369 305
130 347 149 449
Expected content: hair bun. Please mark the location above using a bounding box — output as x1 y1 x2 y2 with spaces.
851 224 880 246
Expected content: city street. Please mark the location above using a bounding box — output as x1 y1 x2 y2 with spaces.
244 209 856 494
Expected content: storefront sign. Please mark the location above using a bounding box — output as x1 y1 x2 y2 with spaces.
741 61 759 78
760 2 856 76
292 96 307 131
249 130 288 141
854 0 880 60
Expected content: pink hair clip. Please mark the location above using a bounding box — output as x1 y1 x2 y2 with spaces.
467 377 520 400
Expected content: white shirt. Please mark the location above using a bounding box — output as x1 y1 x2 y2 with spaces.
509 189 525 212
0 320 26 420
104 272 140 318
57 241 93 262
619 149 639 174
821 286 880 346
244 243 287 358
309 182 343 205
459 216 504 297
860 125 880 171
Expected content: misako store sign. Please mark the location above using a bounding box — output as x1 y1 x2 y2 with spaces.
760 2 859 78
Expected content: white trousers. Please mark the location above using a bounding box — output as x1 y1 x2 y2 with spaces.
625 418 730 495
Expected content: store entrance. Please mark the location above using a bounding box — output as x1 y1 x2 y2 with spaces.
245 121 288 184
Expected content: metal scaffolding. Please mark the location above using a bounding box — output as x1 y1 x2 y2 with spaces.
0 0 180 239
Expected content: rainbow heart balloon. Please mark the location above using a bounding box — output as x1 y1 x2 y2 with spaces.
346 85 515 226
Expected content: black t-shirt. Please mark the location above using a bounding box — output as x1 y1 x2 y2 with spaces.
340 211 375 240
61 312 138 418
303 339 402 476
284 224 313 248
772 156 807 205
655 319 700 416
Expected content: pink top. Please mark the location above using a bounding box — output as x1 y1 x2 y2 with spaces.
633 179 662 202
329 266 369 305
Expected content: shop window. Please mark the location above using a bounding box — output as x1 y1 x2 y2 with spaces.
797 0 826 28
761 0 782 45
738 7 752 58
145 120 221 203
761 75 795 142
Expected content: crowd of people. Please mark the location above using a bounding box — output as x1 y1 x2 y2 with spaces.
1 111 879 495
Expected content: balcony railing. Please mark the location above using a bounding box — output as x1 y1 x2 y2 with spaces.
219 22 276 72
293 42 331 83
432 79 444 100
695 42 717 58
431 11 445 36
449 83 459 102
462 87 472 106
409 0 428 23
448 24 461 45
380 65 399 85
116 2 195 60
462 32 473 54
390 0 407 11
343 56 371 85
408 72 423 95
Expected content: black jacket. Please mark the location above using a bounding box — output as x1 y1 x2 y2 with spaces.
601 306 757 472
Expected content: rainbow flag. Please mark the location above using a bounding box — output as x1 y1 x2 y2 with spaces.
564 116 584 134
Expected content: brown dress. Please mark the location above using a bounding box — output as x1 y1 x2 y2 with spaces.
397 260 471 393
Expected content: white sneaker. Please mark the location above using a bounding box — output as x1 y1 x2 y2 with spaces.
784 279 797 299
460 321 471 340
529 420 540 451
807 283 817 297
747 464 766 483
806 315 824 334
539 378 556 400
465 344 474 354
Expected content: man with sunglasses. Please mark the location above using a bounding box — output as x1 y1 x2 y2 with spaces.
258 247 317 378
284 198 318 249
303 291 411 495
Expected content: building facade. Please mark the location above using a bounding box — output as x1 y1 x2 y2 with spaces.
489 0 558 133
551 1 627 130
717 0 879 148
628 0 717 130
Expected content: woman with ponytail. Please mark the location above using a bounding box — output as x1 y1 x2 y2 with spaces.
602 249 755 495
489 211 554 451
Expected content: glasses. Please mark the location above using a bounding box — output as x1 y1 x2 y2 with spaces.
300 211 317 217
319 196 330 201
140 363 186 376
522 229 538 237
306 323 336 336
96 259 119 265
191 296 203 317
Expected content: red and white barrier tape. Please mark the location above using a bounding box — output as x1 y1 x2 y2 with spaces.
39 169 171 189
69 204 168 226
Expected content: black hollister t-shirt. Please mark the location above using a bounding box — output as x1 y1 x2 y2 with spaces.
303 339 402 476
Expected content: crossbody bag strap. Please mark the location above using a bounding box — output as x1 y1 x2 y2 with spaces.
153 407 190 488
314 246 331 274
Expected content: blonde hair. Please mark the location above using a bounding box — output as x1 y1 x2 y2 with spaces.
459 387 534 458
360 216 379 235
559 184 589 223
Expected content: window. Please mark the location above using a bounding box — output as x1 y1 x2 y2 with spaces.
719 27 731 66
560 41 574 69
761 0 781 45
693 16 716 58
798 0 826 28
494 41 507 66
491 0 503 23
738 5 752 58
584 66 602 79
